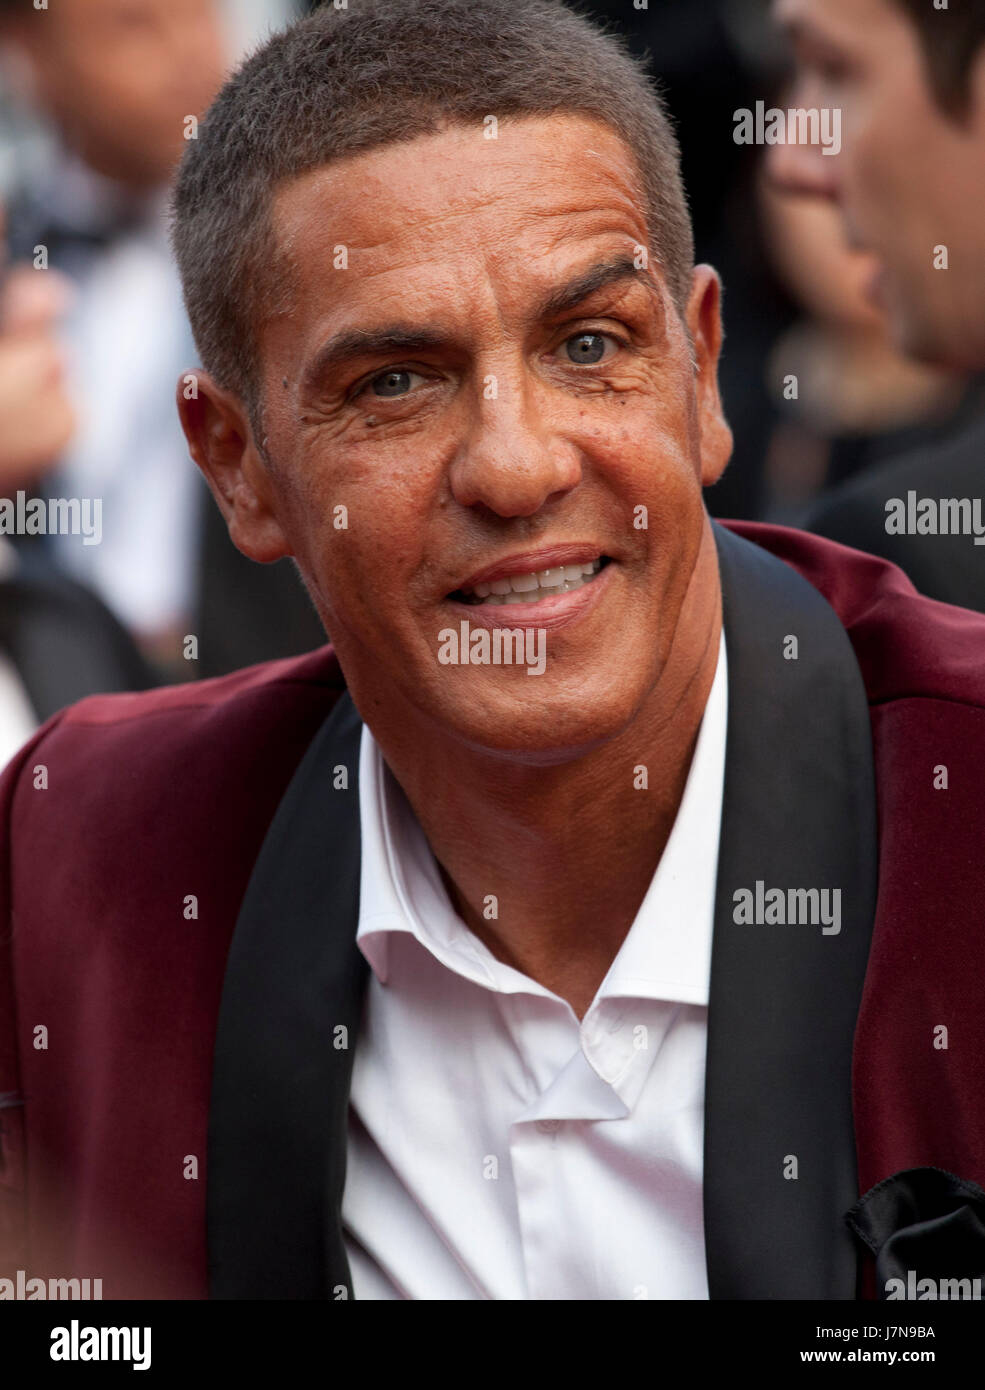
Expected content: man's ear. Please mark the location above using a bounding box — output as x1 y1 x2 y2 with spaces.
176 370 291 563
685 264 733 489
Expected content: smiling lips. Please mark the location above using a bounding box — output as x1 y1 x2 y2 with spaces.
457 558 605 606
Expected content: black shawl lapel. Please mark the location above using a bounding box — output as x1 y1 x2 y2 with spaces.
704 523 878 1298
207 691 368 1299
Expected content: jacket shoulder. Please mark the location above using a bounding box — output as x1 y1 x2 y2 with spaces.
56 642 343 725
719 520 985 710
0 644 346 831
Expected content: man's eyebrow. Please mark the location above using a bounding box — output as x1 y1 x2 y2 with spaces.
772 5 825 49
301 256 659 392
302 325 450 392
535 255 661 321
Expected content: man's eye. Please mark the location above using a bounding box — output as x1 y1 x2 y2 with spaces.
793 44 851 88
796 59 845 88
365 368 424 398
563 332 615 365
817 61 849 85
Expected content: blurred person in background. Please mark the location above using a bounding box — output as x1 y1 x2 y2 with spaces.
769 0 985 612
0 0 324 677
756 175 978 522
0 229 151 768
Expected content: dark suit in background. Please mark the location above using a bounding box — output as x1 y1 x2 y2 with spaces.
194 492 326 679
0 546 153 725
809 384 985 615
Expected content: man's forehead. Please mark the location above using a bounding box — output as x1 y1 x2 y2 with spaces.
268 113 649 269
773 0 890 44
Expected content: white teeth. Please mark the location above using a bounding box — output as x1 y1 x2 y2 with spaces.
464 558 605 605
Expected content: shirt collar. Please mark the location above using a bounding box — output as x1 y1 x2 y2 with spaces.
356 630 727 1009
597 629 726 1007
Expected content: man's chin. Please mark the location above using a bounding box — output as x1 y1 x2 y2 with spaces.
893 302 980 373
422 676 643 766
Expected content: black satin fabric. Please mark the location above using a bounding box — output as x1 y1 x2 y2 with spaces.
847 1167 985 1296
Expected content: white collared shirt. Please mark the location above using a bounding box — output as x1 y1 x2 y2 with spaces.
342 632 727 1300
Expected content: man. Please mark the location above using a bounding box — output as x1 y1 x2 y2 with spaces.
0 0 325 676
768 0 985 611
2 0 985 1301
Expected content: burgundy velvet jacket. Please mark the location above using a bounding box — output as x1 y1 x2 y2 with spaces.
2 520 985 1300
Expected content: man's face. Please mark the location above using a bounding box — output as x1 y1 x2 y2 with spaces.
11 0 225 189
238 115 729 761
770 0 985 368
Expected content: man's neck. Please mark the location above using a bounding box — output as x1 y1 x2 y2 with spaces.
368 526 723 1019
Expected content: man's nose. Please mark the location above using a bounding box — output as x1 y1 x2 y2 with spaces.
765 137 839 201
449 382 582 518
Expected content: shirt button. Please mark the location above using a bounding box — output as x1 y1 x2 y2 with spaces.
536 1119 561 1134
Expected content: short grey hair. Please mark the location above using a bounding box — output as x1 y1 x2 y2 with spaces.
171 0 694 416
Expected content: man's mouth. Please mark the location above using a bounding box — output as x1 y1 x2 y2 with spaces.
450 556 610 606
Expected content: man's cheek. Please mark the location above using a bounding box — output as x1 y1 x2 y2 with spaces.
328 539 426 627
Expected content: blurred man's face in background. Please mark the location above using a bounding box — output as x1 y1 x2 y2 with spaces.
769 0 985 370
4 0 226 189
